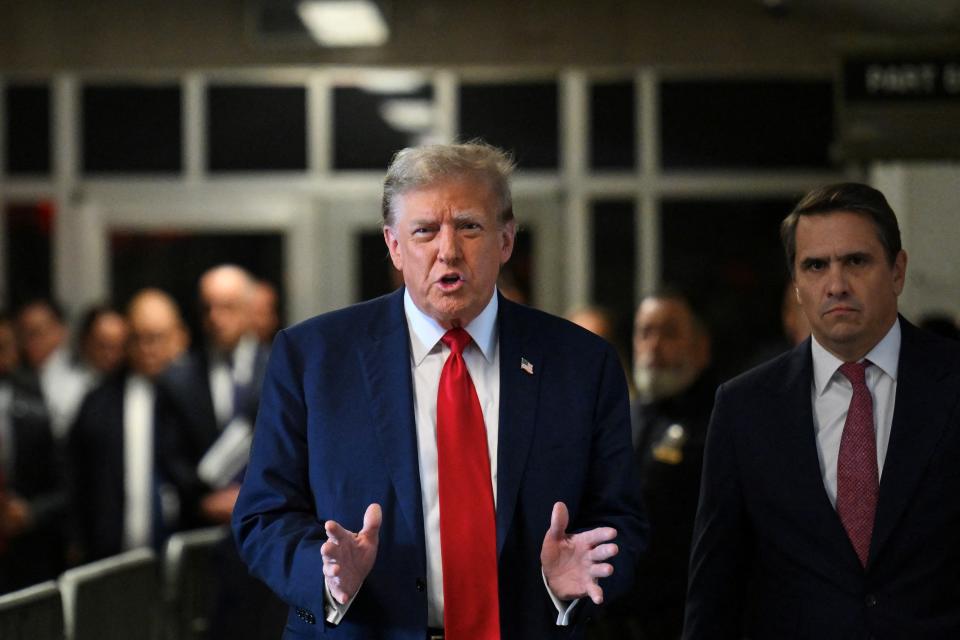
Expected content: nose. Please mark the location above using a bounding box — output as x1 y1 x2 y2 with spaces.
825 262 850 298
437 225 461 263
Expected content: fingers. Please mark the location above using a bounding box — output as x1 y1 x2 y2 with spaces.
588 542 618 562
360 503 382 542
548 502 569 539
325 519 349 545
575 526 617 548
586 580 605 606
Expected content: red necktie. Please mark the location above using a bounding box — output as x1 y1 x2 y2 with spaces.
437 328 500 640
836 360 878 567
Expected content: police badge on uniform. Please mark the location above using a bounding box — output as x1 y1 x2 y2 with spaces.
652 423 687 465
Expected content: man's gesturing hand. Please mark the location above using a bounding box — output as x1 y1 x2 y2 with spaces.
321 503 382 605
540 501 618 605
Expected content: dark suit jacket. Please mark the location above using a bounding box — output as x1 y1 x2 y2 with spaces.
68 370 201 561
684 318 960 639
0 376 66 593
233 289 648 640
158 343 269 466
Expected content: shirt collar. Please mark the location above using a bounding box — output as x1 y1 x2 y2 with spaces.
404 288 499 367
811 317 901 397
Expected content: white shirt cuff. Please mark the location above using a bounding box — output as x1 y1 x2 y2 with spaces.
541 567 581 625
324 580 360 625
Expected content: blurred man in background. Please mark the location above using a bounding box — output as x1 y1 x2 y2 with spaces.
15 299 87 440
68 289 194 562
76 304 129 384
0 312 67 594
593 289 713 640
250 279 280 346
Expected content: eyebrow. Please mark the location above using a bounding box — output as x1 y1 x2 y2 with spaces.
799 251 872 268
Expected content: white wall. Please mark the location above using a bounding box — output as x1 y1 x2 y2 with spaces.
871 162 960 324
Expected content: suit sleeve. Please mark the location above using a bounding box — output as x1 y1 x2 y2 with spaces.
232 329 325 618
682 384 751 639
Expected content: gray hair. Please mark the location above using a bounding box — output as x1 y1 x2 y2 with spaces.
381 141 516 228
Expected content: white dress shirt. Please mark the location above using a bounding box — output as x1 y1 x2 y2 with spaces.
123 374 155 550
810 319 900 506
38 347 89 441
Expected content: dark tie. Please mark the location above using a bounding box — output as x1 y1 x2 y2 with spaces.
836 360 878 567
437 328 500 640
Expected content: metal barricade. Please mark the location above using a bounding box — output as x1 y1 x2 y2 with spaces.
0 580 64 640
163 526 228 640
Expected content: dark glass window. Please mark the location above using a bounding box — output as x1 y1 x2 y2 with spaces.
110 231 284 341
591 200 636 352
660 80 834 169
334 83 435 170
5 202 55 307
82 84 182 174
207 85 307 172
590 81 636 170
459 82 558 169
5 84 51 175
660 198 796 379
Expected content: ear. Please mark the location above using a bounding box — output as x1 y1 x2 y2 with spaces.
892 249 907 296
383 226 403 271
794 284 801 304
499 220 517 265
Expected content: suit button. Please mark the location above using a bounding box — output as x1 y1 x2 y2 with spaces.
416 578 426 592
865 594 878 607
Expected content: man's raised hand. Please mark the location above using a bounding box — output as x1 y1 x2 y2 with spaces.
540 501 618 605
321 503 382 605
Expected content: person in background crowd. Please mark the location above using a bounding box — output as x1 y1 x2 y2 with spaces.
250 279 280 346
158 264 283 640
76 304 129 384
685 183 960 638
68 289 195 562
15 299 87 440
591 289 714 640
0 312 67 594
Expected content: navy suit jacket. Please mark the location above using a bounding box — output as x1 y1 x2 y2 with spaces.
233 289 647 639
684 318 960 639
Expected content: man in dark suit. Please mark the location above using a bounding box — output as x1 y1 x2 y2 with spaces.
68 289 195 561
0 312 67 593
233 142 647 639
684 183 960 639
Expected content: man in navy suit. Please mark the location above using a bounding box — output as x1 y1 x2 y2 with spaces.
684 183 960 639
233 142 647 639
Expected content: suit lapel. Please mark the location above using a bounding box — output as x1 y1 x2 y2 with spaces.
358 290 426 556
773 343 862 571
494 297 542 556
869 320 958 564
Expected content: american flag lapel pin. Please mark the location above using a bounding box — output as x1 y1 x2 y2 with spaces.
520 357 534 375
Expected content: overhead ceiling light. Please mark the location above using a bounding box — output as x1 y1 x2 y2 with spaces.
297 1 389 47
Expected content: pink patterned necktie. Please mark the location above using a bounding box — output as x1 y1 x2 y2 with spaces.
836 360 878 567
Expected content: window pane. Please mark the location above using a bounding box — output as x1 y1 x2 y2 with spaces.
660 80 834 169
83 84 182 174
459 82 558 169
5 201 55 307
110 231 284 340
591 200 636 351
590 81 636 170
334 79 436 170
5 84 51 175
207 85 307 172
660 198 795 379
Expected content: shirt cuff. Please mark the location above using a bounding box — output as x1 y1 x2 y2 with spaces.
541 567 581 626
324 580 360 625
